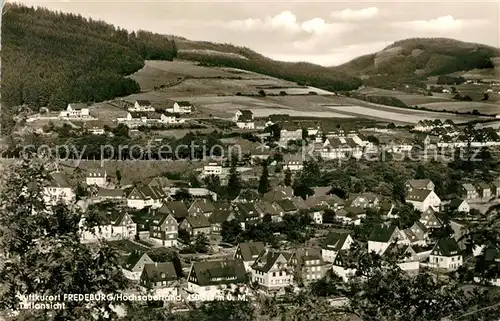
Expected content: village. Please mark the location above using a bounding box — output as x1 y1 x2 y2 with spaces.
33 97 500 312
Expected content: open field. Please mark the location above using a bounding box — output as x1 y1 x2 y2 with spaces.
356 86 453 105
260 86 334 95
89 102 128 122
418 101 500 115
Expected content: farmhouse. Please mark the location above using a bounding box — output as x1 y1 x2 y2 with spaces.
86 167 107 187
405 189 441 212
165 100 193 114
429 238 462 271
59 103 90 119
493 181 500 198
209 209 234 233
129 100 155 112
233 110 255 129
478 182 492 199
383 244 420 272
202 162 223 177
320 137 363 160
187 259 248 298
448 199 470 214
179 215 211 236
188 199 215 218
44 171 75 205
419 208 443 229
234 241 266 272
404 221 429 246
84 120 113 135
331 250 357 282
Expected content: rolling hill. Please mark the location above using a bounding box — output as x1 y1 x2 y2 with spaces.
335 38 500 79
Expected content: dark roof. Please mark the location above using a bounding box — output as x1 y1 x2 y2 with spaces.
141 262 178 283
262 186 294 202
434 238 461 256
236 242 265 262
124 251 151 270
184 215 211 229
478 182 491 190
128 185 166 200
148 177 173 189
449 199 466 209
163 201 189 219
275 199 298 213
190 259 247 286
406 179 433 189
406 189 433 202
312 187 332 197
237 110 253 122
209 210 233 224
135 100 151 106
69 103 88 110
323 231 351 251
176 101 192 106
97 188 125 198
130 111 162 119
280 121 301 131
87 167 106 176
236 189 260 202
268 114 291 122
191 199 215 213
252 249 293 273
368 225 397 242
213 201 231 212
256 201 281 216
235 203 260 219
49 172 71 188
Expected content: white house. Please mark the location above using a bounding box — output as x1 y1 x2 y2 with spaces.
448 199 470 214
149 212 178 247
129 100 155 112
59 103 90 119
283 154 304 171
44 172 75 205
172 101 193 114
405 189 441 212
202 162 223 177
233 242 265 272
367 225 408 255
331 250 357 282
383 244 420 272
473 247 500 287
186 259 249 300
140 262 179 297
86 168 107 187
405 179 435 193
279 122 303 143
126 185 167 209
251 249 294 292
429 238 463 271
79 211 137 243
321 231 353 263
234 110 255 129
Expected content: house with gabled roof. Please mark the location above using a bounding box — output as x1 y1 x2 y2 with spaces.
419 208 443 229
473 246 500 286
404 221 429 246
255 201 282 222
331 250 358 282
157 201 189 223
405 189 441 212
148 177 174 191
294 248 327 284
251 249 294 292
283 153 304 171
44 171 75 205
462 183 479 200
122 251 154 280
233 189 260 203
447 199 470 214
140 262 179 296
273 199 298 216
86 167 107 187
187 259 248 299
172 101 193 114
321 231 354 263
368 225 408 254
262 186 294 202
279 122 303 143
127 185 167 209
209 210 235 233
405 179 435 192
233 203 260 229
383 243 420 272
95 188 125 202
346 192 380 209
129 100 155 112
188 199 215 218
234 241 266 272
478 182 492 199
492 181 500 198
149 212 178 247
79 210 136 243
59 103 90 119
180 215 211 236
233 110 255 129
429 238 463 271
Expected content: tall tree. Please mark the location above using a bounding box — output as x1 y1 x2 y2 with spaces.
0 155 127 320
284 168 292 186
258 163 270 194
226 161 241 200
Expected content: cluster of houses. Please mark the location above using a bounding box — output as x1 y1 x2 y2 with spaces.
462 181 500 201
414 119 456 133
40 165 500 301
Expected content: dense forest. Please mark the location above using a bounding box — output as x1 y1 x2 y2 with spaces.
1 4 177 110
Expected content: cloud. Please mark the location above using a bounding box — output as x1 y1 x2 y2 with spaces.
331 7 379 21
398 15 487 32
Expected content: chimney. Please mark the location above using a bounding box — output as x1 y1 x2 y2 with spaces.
305 250 308 256
155 262 158 267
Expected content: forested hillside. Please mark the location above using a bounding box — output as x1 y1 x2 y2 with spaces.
336 38 500 78
1 4 177 110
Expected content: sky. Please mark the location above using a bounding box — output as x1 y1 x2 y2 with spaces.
6 0 500 66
